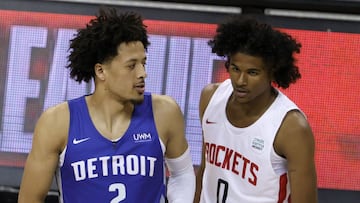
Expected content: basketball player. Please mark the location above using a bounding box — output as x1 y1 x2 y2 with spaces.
18 8 195 203
194 15 318 203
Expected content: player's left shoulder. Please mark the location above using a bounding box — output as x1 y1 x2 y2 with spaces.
282 109 311 131
151 93 179 110
151 94 183 120
275 109 315 157
278 109 314 144
151 94 184 139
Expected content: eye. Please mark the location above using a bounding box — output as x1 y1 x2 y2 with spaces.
230 65 240 72
248 69 259 76
128 63 136 69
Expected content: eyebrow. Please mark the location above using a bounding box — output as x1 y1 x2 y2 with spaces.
230 63 261 70
125 57 147 63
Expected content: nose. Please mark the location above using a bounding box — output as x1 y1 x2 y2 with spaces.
137 64 147 79
237 72 247 86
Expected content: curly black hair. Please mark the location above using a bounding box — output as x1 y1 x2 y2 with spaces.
209 15 301 89
67 7 150 83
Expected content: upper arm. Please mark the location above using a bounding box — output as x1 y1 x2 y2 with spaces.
197 83 219 171
153 95 188 159
275 110 318 203
194 83 219 202
18 103 69 203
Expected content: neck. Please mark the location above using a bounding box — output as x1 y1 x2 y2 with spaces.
85 94 135 140
226 88 277 127
86 93 134 126
233 88 276 114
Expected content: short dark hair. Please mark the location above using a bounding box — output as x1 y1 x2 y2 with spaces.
67 8 150 83
209 15 302 89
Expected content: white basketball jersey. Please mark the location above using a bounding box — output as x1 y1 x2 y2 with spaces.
200 79 301 203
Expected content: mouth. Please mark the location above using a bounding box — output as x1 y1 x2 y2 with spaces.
134 82 145 94
234 88 249 97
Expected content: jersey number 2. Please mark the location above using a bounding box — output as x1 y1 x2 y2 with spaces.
109 183 126 203
217 178 228 203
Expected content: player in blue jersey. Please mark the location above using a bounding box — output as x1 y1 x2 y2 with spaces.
18 7 195 203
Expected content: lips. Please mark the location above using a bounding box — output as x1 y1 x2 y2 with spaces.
134 82 145 94
234 88 249 97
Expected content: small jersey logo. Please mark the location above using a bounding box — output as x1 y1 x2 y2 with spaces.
133 133 152 143
73 137 90 145
205 118 216 124
251 137 264 152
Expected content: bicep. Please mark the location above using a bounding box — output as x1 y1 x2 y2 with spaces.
19 148 59 202
196 136 206 182
164 102 188 158
197 84 217 170
19 106 68 202
166 83 217 158
153 95 188 159
276 111 317 203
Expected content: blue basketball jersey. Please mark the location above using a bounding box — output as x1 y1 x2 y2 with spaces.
56 93 166 203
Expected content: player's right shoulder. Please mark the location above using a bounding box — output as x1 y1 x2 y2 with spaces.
201 83 220 95
41 102 69 119
33 102 70 152
200 83 221 104
36 102 70 131
199 83 221 118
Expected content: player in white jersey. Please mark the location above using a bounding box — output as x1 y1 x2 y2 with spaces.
194 15 318 203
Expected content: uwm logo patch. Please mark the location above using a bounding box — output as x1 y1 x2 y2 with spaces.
133 133 152 143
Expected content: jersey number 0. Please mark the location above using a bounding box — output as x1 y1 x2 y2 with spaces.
217 178 228 203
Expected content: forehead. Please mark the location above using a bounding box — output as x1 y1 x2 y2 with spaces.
115 41 146 61
230 52 265 68
229 52 263 65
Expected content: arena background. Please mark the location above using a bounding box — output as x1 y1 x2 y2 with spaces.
0 0 359 202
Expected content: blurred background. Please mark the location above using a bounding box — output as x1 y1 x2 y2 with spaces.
0 0 359 202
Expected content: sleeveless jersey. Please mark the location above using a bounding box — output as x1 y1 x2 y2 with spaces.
200 79 301 203
56 93 166 203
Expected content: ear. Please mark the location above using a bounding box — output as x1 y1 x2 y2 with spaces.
95 63 105 81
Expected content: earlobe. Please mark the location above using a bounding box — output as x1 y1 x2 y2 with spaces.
95 63 105 81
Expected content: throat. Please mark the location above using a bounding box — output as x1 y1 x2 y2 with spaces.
226 92 276 128
226 108 258 128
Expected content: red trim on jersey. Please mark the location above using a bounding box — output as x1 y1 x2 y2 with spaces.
278 173 288 203
288 194 292 203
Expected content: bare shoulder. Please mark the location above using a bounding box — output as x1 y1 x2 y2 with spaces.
34 101 70 152
281 110 312 134
199 83 221 118
151 94 180 112
151 94 183 125
275 110 314 157
40 102 69 126
151 94 185 149
201 83 221 98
